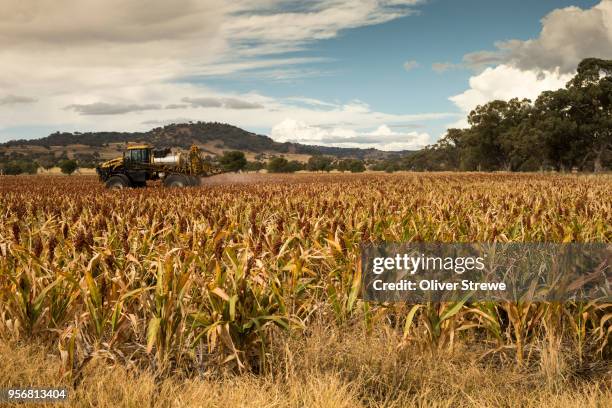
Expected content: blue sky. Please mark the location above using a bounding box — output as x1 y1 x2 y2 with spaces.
0 0 609 149
211 0 597 110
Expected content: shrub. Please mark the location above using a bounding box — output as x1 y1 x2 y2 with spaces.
59 159 78 175
244 161 265 172
219 151 247 172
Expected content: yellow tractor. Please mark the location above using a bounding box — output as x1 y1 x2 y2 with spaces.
96 144 224 188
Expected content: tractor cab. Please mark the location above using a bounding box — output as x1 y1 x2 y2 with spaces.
124 144 152 164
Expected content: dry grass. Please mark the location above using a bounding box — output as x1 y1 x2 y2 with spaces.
1 323 610 407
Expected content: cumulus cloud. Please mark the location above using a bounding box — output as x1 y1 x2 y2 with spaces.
0 95 37 105
503 0 612 73
447 64 573 127
462 1 612 73
65 102 162 115
403 60 419 71
271 119 430 151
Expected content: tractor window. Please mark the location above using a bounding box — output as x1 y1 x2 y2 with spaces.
126 149 149 163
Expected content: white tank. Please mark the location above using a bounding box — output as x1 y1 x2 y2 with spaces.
153 155 181 165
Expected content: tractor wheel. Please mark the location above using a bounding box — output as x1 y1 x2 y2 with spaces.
105 175 132 189
163 174 189 188
188 176 201 187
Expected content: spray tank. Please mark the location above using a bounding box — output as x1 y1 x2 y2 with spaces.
153 154 182 165
151 147 184 166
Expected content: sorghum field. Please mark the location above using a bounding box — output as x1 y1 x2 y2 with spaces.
0 173 610 407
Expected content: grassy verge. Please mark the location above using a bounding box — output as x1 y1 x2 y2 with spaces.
1 321 610 408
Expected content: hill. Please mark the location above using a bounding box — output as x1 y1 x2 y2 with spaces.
0 122 408 164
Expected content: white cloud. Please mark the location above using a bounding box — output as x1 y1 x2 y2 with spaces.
462 1 612 73
284 97 338 108
271 118 429 150
189 56 331 77
432 62 454 73
449 65 572 113
403 60 419 71
65 102 162 115
0 0 224 47
223 1 422 57
446 64 573 128
181 97 223 108
0 95 37 105
181 96 263 109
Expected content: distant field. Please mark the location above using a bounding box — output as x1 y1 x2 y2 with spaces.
37 167 98 175
0 173 610 406
0 143 128 160
0 141 314 163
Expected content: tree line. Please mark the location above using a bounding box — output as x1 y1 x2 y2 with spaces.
0 150 85 175
396 58 611 172
220 152 367 173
